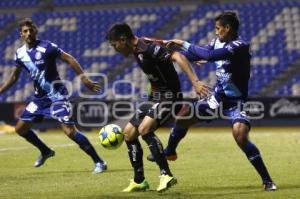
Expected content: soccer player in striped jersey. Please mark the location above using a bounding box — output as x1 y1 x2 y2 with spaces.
0 18 107 173
148 11 277 191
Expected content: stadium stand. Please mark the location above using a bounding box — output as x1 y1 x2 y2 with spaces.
53 0 157 6
0 0 39 8
0 14 15 29
0 0 299 102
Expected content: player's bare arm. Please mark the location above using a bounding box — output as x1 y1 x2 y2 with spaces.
59 51 100 92
171 51 211 97
0 66 22 94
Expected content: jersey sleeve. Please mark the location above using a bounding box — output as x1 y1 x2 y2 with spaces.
180 50 202 62
146 43 172 62
14 52 23 68
224 40 246 55
47 42 64 58
187 43 233 61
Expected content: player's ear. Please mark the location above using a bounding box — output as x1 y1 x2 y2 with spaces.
33 26 38 34
225 24 231 32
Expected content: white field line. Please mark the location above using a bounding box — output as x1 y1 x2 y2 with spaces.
0 142 99 153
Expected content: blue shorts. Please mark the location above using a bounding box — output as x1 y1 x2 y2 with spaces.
194 95 250 128
20 98 74 124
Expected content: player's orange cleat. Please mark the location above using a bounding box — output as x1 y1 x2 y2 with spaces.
166 154 177 161
147 152 177 162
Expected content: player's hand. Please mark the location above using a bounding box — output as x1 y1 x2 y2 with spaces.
192 80 212 98
165 39 185 48
193 60 207 66
81 75 101 92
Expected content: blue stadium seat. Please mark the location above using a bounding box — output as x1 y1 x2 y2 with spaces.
0 1 299 101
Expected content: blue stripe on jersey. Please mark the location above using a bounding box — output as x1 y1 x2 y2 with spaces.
18 45 64 101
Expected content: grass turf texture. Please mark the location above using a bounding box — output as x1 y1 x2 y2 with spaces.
0 127 300 199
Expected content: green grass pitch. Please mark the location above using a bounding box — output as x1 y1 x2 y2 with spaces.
1 127 300 199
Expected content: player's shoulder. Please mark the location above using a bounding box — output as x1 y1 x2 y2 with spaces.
136 37 164 54
210 38 218 46
228 38 249 48
15 44 27 59
38 40 57 48
226 38 249 53
37 40 60 49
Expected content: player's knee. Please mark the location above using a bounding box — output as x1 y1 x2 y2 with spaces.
232 122 249 145
62 126 76 138
123 130 131 141
123 125 133 141
15 126 23 135
15 125 29 135
138 124 150 135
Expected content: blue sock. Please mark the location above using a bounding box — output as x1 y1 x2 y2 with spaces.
20 129 51 155
165 125 188 155
73 132 104 164
243 141 272 182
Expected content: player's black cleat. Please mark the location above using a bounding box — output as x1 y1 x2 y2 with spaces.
34 150 55 167
263 181 277 191
146 153 155 162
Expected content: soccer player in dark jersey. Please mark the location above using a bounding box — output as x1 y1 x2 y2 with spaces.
107 23 209 192
147 11 277 191
0 18 107 173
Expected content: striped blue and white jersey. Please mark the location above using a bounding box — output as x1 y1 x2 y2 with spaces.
14 40 68 101
182 38 251 99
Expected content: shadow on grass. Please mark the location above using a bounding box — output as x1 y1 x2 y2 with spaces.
79 184 300 199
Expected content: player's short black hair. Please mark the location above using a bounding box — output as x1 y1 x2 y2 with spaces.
106 23 134 41
215 11 240 32
18 18 38 32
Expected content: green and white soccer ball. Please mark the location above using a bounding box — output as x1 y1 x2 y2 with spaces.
98 124 124 150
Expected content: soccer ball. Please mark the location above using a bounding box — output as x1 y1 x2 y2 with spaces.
98 124 124 150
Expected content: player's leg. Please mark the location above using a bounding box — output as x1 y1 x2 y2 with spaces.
50 100 106 173
139 116 177 192
164 103 198 160
148 98 213 162
232 122 276 191
122 122 149 192
61 123 107 173
15 120 54 167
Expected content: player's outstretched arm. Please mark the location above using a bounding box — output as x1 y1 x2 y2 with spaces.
168 39 233 62
60 52 100 92
187 44 233 61
171 51 211 98
0 66 22 94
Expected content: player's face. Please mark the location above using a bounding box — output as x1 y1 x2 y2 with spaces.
109 39 131 57
20 25 37 45
215 21 230 42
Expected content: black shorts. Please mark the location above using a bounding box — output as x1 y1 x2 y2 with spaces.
130 93 182 128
